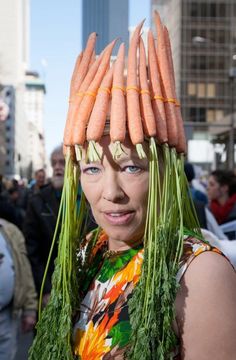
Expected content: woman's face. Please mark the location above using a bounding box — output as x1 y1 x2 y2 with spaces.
207 175 222 201
80 135 149 250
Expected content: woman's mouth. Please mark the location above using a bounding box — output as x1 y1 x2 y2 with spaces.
103 211 135 225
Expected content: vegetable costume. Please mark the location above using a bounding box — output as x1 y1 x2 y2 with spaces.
29 11 208 360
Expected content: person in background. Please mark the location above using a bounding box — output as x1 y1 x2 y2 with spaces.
29 169 46 196
184 163 227 239
0 197 20 229
184 162 208 205
7 186 25 229
23 145 65 306
0 218 37 360
208 170 236 225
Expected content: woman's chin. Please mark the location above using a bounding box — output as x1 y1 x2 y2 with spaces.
103 226 144 249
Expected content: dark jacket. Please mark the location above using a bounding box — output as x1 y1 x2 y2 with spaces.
23 184 61 295
0 194 21 229
193 199 207 229
23 183 97 295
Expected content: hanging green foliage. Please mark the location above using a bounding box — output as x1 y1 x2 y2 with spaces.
29 153 83 360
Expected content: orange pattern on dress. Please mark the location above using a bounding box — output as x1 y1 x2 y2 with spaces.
74 308 121 359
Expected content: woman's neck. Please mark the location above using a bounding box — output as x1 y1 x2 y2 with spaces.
218 193 229 206
108 237 143 252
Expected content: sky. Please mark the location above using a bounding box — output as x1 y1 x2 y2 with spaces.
30 0 150 156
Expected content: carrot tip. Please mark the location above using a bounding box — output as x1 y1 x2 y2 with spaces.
136 143 146 159
112 141 126 160
75 144 83 161
87 140 101 162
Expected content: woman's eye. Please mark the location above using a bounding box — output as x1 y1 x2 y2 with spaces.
83 167 100 175
124 166 141 174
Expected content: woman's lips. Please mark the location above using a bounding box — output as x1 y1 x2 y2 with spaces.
103 211 135 225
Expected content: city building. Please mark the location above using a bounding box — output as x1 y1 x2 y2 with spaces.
151 0 236 168
0 0 46 178
82 0 129 54
24 71 46 176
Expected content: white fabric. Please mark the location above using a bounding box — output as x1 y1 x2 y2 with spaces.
201 229 236 269
205 208 228 240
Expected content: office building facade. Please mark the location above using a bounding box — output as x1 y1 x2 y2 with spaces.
0 0 46 177
151 0 236 165
82 0 129 54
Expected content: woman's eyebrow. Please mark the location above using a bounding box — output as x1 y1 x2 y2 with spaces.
115 155 147 165
81 160 102 166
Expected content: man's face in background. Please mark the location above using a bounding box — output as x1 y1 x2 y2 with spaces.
51 150 65 189
35 170 46 188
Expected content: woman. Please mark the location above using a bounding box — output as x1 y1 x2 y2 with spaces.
29 12 236 360
208 169 236 225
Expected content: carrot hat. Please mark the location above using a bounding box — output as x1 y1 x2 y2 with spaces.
30 12 200 360
63 15 186 161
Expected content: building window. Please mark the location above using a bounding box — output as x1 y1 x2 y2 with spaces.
190 56 198 70
219 3 226 17
207 84 216 98
208 56 217 70
217 83 226 98
218 56 225 70
197 83 206 98
190 107 197 121
189 107 206 122
215 110 224 121
218 30 225 44
199 108 206 122
188 83 196 96
210 3 216 17
190 2 198 17
5 160 10 166
207 109 224 122
199 56 207 70
207 109 215 122
200 3 207 17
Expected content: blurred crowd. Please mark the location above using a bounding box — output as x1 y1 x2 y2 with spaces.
0 151 236 359
184 163 236 240
0 145 67 360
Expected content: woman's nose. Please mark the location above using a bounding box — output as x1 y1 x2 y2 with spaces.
102 173 125 203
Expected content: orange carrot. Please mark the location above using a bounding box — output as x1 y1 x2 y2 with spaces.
73 32 97 91
72 39 117 146
163 26 176 88
87 66 113 141
147 30 168 143
88 50 96 68
127 21 145 146
63 51 83 147
139 38 156 137
69 51 83 98
164 26 186 153
110 43 126 143
154 11 178 147
63 33 97 147
64 51 103 146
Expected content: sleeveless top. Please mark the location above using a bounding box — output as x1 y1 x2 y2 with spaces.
73 232 223 359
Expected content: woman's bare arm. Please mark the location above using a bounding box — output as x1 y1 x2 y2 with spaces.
175 251 236 360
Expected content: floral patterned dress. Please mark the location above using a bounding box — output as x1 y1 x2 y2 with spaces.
73 232 223 359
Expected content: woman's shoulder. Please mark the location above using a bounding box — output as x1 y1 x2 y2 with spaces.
177 234 226 283
175 235 236 359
